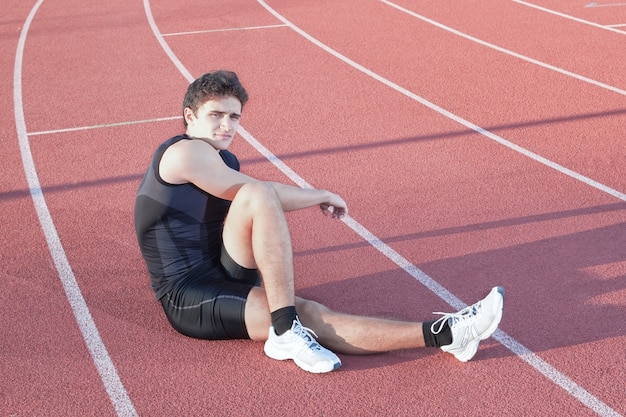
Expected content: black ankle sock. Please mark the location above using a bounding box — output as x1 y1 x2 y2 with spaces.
423 320 453 348
271 306 298 335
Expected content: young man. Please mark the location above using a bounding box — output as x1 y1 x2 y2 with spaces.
134 70 504 373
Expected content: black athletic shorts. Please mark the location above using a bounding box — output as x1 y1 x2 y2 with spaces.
159 245 261 340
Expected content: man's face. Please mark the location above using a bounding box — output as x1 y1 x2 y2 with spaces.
184 96 242 150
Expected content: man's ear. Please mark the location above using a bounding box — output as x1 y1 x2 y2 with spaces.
183 107 195 125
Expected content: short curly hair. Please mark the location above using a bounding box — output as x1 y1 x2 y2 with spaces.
182 71 249 126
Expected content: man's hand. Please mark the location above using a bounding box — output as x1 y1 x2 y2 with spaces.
320 193 348 219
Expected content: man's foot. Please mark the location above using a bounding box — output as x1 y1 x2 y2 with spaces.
264 317 341 373
432 286 504 362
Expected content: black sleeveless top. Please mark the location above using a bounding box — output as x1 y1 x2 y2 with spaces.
134 135 240 299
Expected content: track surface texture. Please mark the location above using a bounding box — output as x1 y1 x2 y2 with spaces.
2 0 625 416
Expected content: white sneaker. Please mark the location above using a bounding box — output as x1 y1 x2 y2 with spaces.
264 318 341 373
432 286 504 362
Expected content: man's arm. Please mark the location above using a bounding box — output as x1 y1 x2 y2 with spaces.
160 138 255 200
268 182 347 218
159 139 347 218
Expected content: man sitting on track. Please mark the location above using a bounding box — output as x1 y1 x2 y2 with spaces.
134 70 505 373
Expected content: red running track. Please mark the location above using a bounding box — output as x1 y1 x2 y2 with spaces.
2 0 625 415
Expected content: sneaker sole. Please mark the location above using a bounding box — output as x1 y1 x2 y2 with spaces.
294 357 342 374
264 342 341 374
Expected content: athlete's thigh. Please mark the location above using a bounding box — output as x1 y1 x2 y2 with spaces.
221 183 260 270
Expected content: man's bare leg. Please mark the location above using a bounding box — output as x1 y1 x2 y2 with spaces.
226 182 428 354
297 299 427 354
246 286 505 362
222 182 295 312
223 182 504 364
245 292 426 354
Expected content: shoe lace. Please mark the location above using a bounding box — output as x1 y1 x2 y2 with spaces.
430 301 482 334
291 318 322 351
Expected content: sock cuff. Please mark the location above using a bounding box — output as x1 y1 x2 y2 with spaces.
271 306 298 335
423 320 452 348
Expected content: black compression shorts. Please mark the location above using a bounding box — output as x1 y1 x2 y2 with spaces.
159 245 261 340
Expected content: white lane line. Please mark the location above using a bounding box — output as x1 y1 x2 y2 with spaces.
145 0 623 415
514 0 626 34
586 2 626 7
381 0 626 95
28 116 180 136
163 24 287 37
255 0 626 203
245 119 626 417
13 1 137 416
143 0 193 81
252 3 626 413
255 1 624 415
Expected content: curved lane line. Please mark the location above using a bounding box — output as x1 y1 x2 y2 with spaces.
13 1 137 416
257 0 626 203
253 2 622 416
254 2 622 415
143 0 193 81
381 0 626 95
514 0 626 35
144 0 621 415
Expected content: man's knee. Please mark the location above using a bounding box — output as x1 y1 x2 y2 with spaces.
233 182 280 210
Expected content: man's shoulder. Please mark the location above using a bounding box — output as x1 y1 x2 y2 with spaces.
152 135 188 160
160 136 240 176
163 136 215 158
